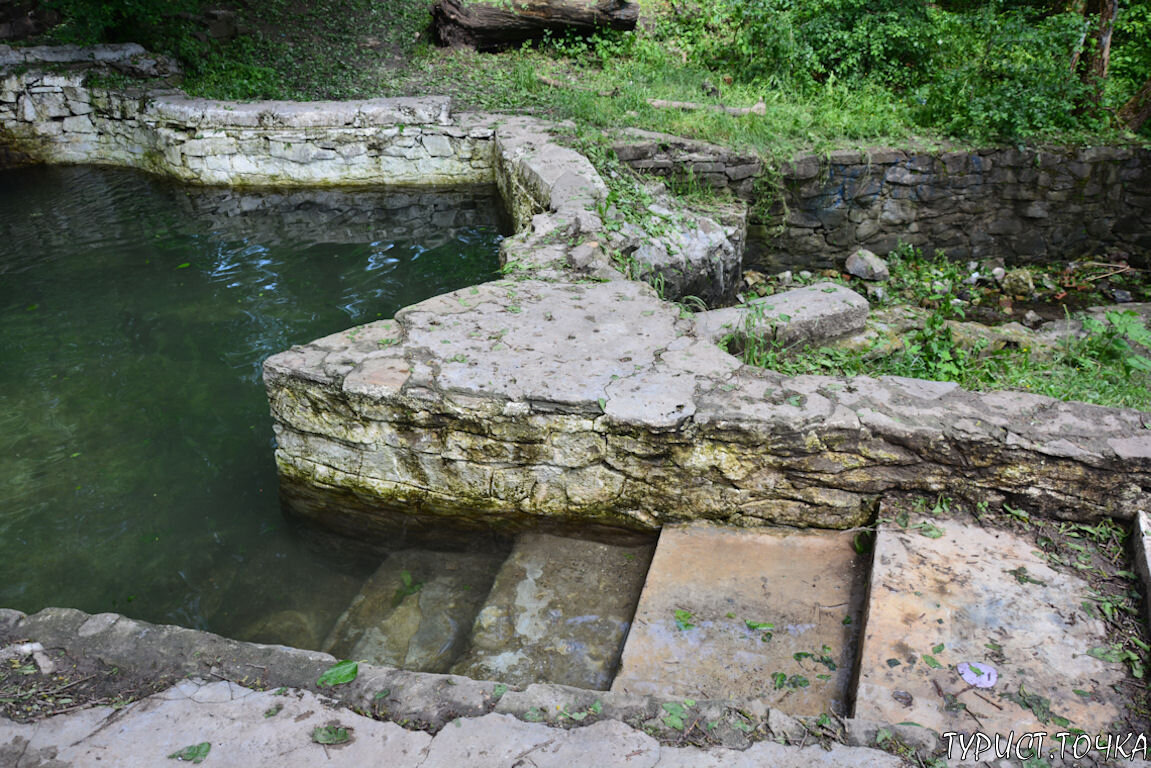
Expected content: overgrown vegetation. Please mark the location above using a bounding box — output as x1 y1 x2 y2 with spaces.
22 0 1151 149
728 244 1151 410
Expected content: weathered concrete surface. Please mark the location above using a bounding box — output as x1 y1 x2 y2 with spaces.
693 282 869 347
0 681 905 768
854 517 1128 750
490 117 745 303
265 276 1151 538
612 524 867 715
323 549 504 673
450 533 653 690
1136 510 1151 636
0 608 914 765
492 116 606 232
0 680 433 767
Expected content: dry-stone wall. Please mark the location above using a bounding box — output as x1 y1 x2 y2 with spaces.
758 146 1151 271
611 130 1150 272
612 128 762 199
0 49 493 186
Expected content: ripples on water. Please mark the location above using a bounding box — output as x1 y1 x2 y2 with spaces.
0 166 505 646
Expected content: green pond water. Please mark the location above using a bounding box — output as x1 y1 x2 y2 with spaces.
0 165 506 646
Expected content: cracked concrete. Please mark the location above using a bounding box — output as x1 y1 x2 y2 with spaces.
0 679 904 768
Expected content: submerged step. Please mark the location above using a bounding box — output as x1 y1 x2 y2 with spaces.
323 549 504 674
611 524 868 716
853 514 1128 742
450 533 654 690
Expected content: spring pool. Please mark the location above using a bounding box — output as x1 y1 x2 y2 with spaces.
0 165 507 648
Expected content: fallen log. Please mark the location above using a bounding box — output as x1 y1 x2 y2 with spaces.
432 0 639 52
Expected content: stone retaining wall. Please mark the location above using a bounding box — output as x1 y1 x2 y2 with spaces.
611 131 1151 271
0 68 493 186
760 145 1151 270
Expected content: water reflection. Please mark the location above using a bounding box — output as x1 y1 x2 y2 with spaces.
0 165 505 646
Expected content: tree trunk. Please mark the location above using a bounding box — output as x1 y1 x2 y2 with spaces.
1119 74 1151 132
432 0 639 51
1087 0 1116 82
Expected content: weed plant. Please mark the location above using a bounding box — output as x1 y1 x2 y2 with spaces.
732 246 1151 411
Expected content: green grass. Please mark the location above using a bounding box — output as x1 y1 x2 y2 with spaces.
730 247 1151 411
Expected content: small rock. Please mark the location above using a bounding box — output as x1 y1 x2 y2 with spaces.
1000 268 1034 297
1021 310 1043 329
865 284 887 303
798 270 813 281
32 649 55 674
776 270 793 286
991 266 1007 285
1112 288 1133 303
767 709 806 743
845 248 890 281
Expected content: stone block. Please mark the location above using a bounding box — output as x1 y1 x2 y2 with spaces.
855 515 1128 742
940 152 968 174
905 153 935 172
612 525 867 714
694 282 869 348
323 549 503 673
781 155 820 180
1020 201 1049 219
828 149 864 165
34 91 74 117
422 133 454 158
61 114 95 133
612 141 655 162
451 533 653 690
986 216 1023 235
869 148 906 164
845 248 889 281
725 162 759 181
884 165 926 186
879 198 913 225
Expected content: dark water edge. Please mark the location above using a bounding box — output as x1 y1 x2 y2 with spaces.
0 165 506 648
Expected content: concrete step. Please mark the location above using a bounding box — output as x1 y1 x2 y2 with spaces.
450 533 654 690
853 511 1128 745
322 549 504 674
611 523 869 716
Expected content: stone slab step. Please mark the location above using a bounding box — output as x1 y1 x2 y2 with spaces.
853 513 1128 744
323 549 504 674
450 533 654 690
611 524 868 716
692 282 868 348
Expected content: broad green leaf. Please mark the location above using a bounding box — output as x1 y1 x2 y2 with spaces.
317 660 358 687
312 725 350 745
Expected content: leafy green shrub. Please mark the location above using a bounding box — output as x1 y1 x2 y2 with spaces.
913 7 1099 140
44 0 196 46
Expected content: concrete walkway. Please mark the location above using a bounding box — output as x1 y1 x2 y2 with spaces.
1 679 901 768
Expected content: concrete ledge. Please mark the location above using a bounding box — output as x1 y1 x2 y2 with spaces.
265 278 1151 538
